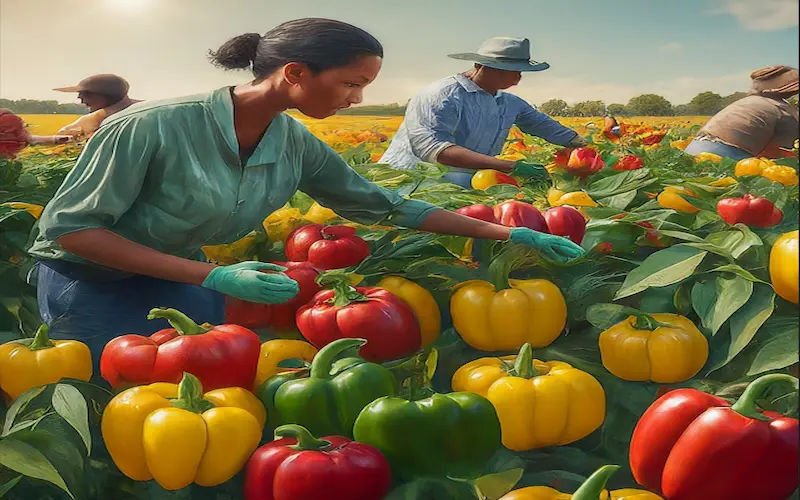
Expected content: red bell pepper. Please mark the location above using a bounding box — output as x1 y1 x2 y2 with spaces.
717 194 783 228
611 155 644 171
456 203 497 223
296 278 421 362
566 147 605 177
630 374 799 500
544 206 586 244
225 261 321 331
493 200 548 232
100 308 260 391
244 424 391 500
285 224 370 270
554 147 574 167
0 110 29 159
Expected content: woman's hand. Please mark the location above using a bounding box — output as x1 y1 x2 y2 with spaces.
202 262 300 304
508 227 585 262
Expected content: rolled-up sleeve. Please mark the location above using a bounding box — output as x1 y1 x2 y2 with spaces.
405 92 461 163
298 131 439 228
515 99 578 146
39 115 156 241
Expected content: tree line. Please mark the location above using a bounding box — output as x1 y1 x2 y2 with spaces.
0 98 88 114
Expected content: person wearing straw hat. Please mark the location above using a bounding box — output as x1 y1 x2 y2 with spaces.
53 74 141 139
685 66 799 160
380 37 586 188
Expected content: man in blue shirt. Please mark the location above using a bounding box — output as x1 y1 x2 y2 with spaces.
380 37 586 187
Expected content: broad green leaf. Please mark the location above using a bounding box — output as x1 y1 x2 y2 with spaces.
691 280 717 329
2 386 46 437
674 282 693 315
599 190 638 210
615 246 708 299
0 437 73 498
586 304 642 331
0 475 22 497
709 284 776 373
52 384 91 455
706 225 763 259
659 230 704 242
746 317 799 376
586 169 655 198
709 264 769 284
473 469 524 500
703 275 753 334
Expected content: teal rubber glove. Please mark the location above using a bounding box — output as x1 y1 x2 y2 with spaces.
509 227 586 263
511 161 547 179
202 261 300 304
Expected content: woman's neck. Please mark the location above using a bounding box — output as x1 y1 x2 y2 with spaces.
232 78 292 129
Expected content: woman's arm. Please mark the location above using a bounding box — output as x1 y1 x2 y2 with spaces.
28 134 72 145
417 209 510 239
57 229 215 285
436 145 516 172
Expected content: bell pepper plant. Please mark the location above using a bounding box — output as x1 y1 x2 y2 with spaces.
456 203 497 223
268 338 397 437
376 276 441 347
253 339 318 391
501 464 663 500
100 308 261 391
599 312 708 383
101 373 265 490
610 154 644 171
630 374 799 500
244 424 392 500
452 344 605 451
656 186 700 214
224 261 321 331
471 169 520 190
0 324 92 400
544 206 586 244
493 200 548 232
565 147 605 177
297 274 421 362
770 230 798 304
716 194 783 228
285 224 370 270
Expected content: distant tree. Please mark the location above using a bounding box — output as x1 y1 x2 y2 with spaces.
606 103 629 116
539 99 570 116
627 94 673 116
688 91 724 115
673 104 694 116
337 104 406 116
568 100 606 117
0 98 87 114
721 92 748 107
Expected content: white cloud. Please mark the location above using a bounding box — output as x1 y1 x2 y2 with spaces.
712 0 799 31
659 42 685 54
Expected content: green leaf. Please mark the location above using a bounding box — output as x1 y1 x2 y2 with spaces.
691 280 717 329
586 169 656 198
51 384 91 455
658 230 704 242
706 225 763 259
615 246 708 299
708 264 769 284
425 348 439 381
0 437 73 498
598 190 637 210
0 475 22 497
2 386 46 437
702 275 753 335
473 469 524 500
674 282 693 316
586 304 641 331
709 284 776 373
746 317 799 376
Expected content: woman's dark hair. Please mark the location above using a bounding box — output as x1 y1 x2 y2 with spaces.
209 18 383 77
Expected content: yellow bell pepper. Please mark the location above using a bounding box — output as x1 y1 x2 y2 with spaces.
304 202 338 224
761 164 799 186
693 152 722 163
501 465 663 500
670 139 691 151
547 189 598 208
657 186 700 214
599 313 708 383
0 325 92 400
3 202 44 219
102 373 264 490
708 176 738 187
253 339 318 391
263 206 307 242
770 230 799 304
734 157 772 177
201 233 258 265
377 276 441 347
450 278 567 351
453 344 605 450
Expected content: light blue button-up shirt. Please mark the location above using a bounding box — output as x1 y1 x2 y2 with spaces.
380 74 579 173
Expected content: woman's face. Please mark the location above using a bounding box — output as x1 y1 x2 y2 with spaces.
288 55 382 119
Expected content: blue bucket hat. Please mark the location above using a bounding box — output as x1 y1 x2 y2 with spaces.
447 37 550 72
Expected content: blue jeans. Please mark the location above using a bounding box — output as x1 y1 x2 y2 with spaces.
443 171 474 189
684 139 751 161
35 260 224 375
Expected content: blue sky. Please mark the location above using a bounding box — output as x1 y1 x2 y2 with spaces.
1 0 797 106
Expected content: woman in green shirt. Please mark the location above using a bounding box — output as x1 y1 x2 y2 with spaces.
28 18 583 365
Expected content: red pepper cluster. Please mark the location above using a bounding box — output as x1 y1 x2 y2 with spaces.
566 147 606 177
456 201 586 244
717 194 783 228
611 155 644 171
0 109 29 159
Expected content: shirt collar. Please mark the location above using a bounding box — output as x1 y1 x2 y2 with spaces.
453 74 505 100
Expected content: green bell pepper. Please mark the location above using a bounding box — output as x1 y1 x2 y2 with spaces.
272 338 397 437
257 369 307 435
353 390 501 479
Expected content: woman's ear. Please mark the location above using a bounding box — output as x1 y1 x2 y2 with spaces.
282 62 308 86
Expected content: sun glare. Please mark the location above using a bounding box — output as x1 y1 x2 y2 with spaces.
105 0 152 14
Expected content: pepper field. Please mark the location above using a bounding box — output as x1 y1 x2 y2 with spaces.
0 113 798 500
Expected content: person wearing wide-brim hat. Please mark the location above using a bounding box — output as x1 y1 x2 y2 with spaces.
685 65 799 160
53 74 141 139
380 37 586 188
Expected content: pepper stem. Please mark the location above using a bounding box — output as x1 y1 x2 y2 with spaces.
489 245 539 291
571 465 620 500
171 373 215 414
631 312 671 331
731 374 799 422
317 271 369 307
28 324 55 351
309 338 367 379
274 424 332 451
147 308 210 336
512 344 538 379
